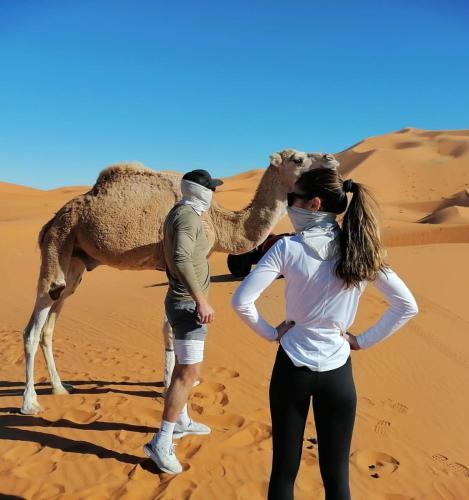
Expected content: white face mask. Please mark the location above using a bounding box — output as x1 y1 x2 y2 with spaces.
287 206 337 232
179 179 213 215
287 206 341 260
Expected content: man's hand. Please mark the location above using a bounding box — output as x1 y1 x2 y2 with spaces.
340 331 361 350
275 320 295 342
196 298 215 324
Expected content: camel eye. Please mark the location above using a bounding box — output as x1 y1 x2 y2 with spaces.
293 157 303 164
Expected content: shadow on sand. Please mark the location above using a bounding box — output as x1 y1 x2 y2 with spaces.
0 378 166 471
146 272 242 288
0 380 164 399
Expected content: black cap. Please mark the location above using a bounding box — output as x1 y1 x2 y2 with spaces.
182 169 223 191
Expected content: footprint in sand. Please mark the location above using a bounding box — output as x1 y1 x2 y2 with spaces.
225 421 272 448
304 436 317 448
237 481 269 500
203 460 227 479
358 396 377 407
382 399 408 414
155 477 197 499
198 412 245 430
447 462 469 476
302 437 319 465
62 408 102 424
359 396 409 416
3 443 43 461
209 366 240 379
370 495 415 500
350 449 400 478
14 460 57 479
374 419 391 437
177 439 203 460
431 454 469 477
32 483 66 499
190 381 228 415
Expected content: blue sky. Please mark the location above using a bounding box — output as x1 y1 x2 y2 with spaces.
0 0 468 189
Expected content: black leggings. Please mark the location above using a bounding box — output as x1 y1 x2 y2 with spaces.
268 345 357 500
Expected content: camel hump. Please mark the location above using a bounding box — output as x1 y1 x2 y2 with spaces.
94 162 154 187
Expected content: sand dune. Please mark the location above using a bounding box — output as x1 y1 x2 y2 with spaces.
337 128 469 205
1 128 469 499
434 188 469 211
418 206 469 224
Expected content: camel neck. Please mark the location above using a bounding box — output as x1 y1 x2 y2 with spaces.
209 167 286 254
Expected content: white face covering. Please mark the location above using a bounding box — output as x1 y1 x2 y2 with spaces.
287 206 341 260
179 179 213 215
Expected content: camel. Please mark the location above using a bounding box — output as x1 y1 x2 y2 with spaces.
21 149 340 415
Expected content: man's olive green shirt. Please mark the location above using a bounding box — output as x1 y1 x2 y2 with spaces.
163 204 210 301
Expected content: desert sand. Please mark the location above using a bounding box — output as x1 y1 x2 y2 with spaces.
1 128 468 499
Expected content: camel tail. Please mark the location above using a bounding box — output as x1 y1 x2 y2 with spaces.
38 215 57 247
38 200 78 247
37 204 77 301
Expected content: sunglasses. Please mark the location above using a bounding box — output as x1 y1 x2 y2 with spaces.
287 192 312 206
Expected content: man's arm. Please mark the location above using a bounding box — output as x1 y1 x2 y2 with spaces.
171 210 215 323
171 211 203 297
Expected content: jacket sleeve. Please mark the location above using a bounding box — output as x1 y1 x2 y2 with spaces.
356 268 419 349
231 239 285 341
171 210 203 296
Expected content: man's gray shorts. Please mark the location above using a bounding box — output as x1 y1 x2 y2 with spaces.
165 296 208 341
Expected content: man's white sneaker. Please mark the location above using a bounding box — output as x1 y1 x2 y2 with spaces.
143 440 183 474
173 419 211 439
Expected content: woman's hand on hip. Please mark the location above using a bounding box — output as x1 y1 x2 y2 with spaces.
341 331 361 350
275 320 295 342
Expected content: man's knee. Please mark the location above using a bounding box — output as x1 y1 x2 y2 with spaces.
175 363 201 385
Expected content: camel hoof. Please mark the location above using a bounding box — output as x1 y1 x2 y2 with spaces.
20 402 43 415
52 383 73 395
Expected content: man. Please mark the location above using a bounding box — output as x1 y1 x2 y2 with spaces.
144 169 223 474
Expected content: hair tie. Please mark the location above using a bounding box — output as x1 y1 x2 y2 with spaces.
343 179 354 193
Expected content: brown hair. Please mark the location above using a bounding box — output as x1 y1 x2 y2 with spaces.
295 168 387 288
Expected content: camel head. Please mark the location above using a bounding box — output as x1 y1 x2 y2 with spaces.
269 149 340 191
268 149 314 191
307 152 340 170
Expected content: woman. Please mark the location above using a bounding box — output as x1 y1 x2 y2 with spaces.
231 167 418 500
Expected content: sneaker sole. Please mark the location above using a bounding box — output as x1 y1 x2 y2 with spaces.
143 443 182 474
173 429 211 440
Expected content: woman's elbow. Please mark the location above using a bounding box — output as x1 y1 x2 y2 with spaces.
406 298 419 318
231 290 242 311
393 298 418 319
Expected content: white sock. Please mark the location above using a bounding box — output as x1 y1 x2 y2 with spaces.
177 404 191 426
153 420 176 448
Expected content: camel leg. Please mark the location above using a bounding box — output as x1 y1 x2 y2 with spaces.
40 305 68 394
40 258 86 395
21 296 53 414
22 221 76 414
163 314 175 392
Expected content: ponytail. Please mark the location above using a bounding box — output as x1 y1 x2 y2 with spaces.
336 181 387 288
292 167 387 288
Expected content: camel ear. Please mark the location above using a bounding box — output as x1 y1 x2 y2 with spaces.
269 153 282 167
